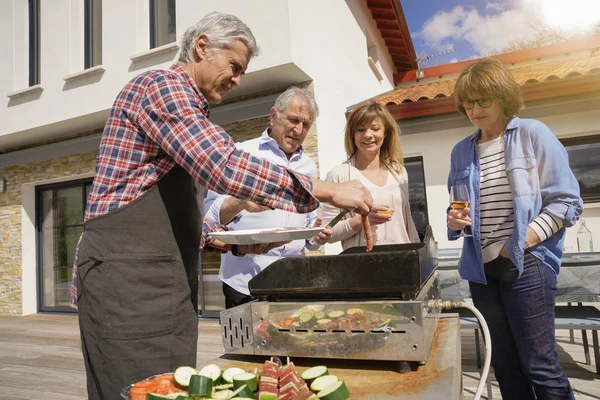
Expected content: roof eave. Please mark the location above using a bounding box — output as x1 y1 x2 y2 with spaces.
387 73 600 120
393 34 600 85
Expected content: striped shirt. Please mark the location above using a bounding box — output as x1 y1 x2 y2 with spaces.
478 137 563 263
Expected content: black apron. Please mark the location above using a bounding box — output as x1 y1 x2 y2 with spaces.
76 165 201 399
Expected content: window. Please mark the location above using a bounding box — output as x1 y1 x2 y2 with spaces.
37 179 92 312
84 0 102 68
149 0 176 49
404 156 430 241
28 0 40 86
561 135 600 203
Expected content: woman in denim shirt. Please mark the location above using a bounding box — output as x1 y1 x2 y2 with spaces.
447 59 583 400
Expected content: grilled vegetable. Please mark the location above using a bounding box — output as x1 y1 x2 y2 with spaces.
327 311 345 319
298 310 316 325
346 308 364 315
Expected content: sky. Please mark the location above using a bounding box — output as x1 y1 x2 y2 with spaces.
400 0 600 67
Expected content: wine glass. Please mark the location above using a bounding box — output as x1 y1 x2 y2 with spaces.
450 185 472 238
376 192 395 242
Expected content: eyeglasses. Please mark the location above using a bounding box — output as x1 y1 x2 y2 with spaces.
460 98 493 110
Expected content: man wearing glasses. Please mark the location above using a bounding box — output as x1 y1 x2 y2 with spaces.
205 87 333 308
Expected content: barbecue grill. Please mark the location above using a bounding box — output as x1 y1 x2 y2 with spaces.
220 226 441 365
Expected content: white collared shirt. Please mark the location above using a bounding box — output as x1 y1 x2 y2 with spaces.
204 128 318 295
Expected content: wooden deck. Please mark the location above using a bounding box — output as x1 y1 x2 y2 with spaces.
0 313 598 399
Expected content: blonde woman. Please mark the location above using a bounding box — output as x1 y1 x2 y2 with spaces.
320 100 418 250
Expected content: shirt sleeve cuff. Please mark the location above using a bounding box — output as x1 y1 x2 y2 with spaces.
529 211 564 242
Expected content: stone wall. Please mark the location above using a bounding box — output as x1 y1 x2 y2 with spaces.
0 152 98 315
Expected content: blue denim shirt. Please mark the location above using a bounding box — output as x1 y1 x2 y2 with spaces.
447 117 583 283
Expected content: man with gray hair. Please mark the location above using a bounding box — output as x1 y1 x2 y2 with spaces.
205 87 334 308
72 12 372 399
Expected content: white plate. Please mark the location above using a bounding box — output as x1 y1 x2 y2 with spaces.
209 227 324 245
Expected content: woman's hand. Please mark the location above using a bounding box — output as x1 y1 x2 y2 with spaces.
447 207 472 231
368 206 393 226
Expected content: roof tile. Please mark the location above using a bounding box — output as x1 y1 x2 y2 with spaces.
376 53 600 105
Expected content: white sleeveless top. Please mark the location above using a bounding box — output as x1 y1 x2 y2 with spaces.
356 170 411 245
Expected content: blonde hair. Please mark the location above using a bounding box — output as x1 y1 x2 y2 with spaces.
454 58 524 117
344 100 404 173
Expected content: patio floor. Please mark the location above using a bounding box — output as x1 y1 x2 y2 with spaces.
0 313 598 399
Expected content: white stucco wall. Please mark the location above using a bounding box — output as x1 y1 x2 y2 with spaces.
289 0 397 178
401 108 600 252
0 0 300 148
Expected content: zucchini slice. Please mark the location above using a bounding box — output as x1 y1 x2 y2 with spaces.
310 375 339 392
173 366 197 387
211 389 234 399
230 384 253 398
314 311 326 320
301 365 329 384
232 372 258 392
222 367 246 384
174 396 194 400
317 380 350 400
146 394 175 400
298 310 315 325
188 374 213 397
214 383 234 390
327 311 345 319
346 308 364 315
258 392 278 400
198 363 222 384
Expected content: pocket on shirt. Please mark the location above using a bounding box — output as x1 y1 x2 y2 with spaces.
506 156 538 196
98 253 181 340
451 168 471 185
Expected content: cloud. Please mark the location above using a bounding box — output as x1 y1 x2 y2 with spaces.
414 5 538 56
485 2 505 12
449 58 458 63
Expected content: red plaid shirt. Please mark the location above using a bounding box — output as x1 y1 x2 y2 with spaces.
70 64 318 308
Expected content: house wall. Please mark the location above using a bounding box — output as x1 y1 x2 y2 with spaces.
400 106 600 253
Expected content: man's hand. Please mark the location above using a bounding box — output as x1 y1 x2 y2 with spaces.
311 226 333 246
243 201 270 213
313 179 373 215
238 241 290 255
447 207 472 231
220 197 270 224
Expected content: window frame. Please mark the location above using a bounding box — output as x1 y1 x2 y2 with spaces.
84 0 102 69
36 178 93 313
28 0 40 86
560 135 600 204
149 0 177 49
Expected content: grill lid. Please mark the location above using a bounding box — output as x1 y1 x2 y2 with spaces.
248 226 437 301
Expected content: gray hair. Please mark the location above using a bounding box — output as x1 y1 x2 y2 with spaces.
273 87 320 120
178 12 259 63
